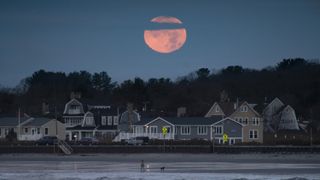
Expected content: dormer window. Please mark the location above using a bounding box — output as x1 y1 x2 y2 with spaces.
215 106 220 112
101 116 106 125
86 116 94 125
69 104 81 114
240 105 248 112
107 116 112 125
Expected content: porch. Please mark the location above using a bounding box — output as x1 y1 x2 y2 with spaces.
114 132 174 142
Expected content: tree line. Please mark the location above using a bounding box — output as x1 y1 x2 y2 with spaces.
0 58 319 124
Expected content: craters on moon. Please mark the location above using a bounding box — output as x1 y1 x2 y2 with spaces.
144 16 187 54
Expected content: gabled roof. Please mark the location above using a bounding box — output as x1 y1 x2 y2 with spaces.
205 102 236 117
230 101 261 117
262 97 285 115
23 118 53 127
0 117 31 126
211 117 243 126
134 116 222 126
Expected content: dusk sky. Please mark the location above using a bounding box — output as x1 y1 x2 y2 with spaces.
1 0 320 87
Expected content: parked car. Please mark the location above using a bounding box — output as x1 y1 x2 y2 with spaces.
36 136 58 145
79 137 99 145
125 136 149 145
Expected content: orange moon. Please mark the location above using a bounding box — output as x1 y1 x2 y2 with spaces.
144 16 187 53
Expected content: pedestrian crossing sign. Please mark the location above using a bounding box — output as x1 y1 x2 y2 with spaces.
223 133 229 144
162 127 168 135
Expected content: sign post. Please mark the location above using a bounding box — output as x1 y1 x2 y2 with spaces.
162 127 168 152
223 133 229 145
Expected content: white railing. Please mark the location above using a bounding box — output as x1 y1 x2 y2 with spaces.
58 139 73 155
19 134 43 141
115 132 174 142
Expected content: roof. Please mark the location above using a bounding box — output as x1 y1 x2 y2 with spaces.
0 117 31 126
219 102 237 116
66 125 96 130
23 118 52 126
97 126 117 130
135 116 222 126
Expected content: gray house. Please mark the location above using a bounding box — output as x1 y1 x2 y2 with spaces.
0 117 65 141
117 116 243 145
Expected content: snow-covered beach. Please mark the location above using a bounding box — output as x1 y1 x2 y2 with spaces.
0 153 320 180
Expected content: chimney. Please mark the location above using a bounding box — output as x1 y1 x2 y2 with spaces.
42 102 49 115
234 98 239 110
177 107 187 117
70 92 82 99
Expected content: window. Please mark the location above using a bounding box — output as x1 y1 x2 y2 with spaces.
5 129 9 136
197 126 207 135
230 139 235 145
175 126 178 135
239 117 243 124
181 126 190 135
31 128 35 135
107 116 112 125
243 117 249 125
150 126 157 133
24 128 28 133
249 130 258 139
240 105 248 112
37 128 40 134
113 116 119 125
101 116 106 125
252 117 259 126
214 126 223 135
45 128 49 135
215 106 220 112
163 126 171 133
86 117 93 125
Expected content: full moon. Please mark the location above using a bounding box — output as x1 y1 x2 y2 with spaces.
144 16 187 53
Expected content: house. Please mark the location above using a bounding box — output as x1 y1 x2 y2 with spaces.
0 117 65 141
262 98 300 132
229 101 264 143
0 117 31 140
205 101 264 143
63 98 119 141
19 118 65 140
116 116 244 145
118 103 140 133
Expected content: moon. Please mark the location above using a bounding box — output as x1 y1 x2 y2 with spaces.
144 16 187 54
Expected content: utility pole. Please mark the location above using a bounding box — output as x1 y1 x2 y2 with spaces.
18 108 21 141
310 109 313 147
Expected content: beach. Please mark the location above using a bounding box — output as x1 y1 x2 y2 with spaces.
0 153 320 179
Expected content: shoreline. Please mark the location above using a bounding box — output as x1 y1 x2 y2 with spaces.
1 153 320 163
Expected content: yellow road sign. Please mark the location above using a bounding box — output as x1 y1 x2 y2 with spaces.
162 127 168 135
223 133 229 143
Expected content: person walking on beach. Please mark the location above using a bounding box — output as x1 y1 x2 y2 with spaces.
140 160 145 172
